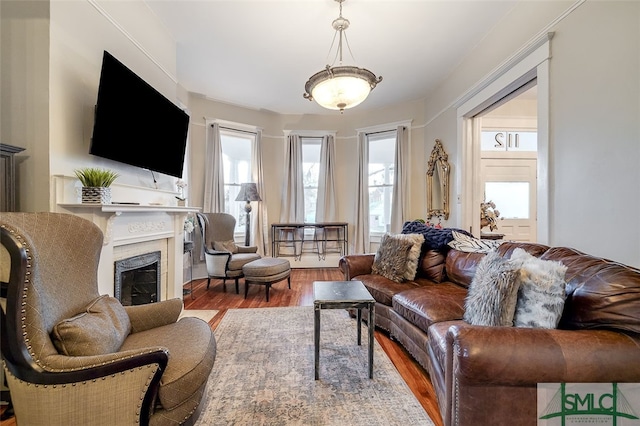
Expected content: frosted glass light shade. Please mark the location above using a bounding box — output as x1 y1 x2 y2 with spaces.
304 65 382 113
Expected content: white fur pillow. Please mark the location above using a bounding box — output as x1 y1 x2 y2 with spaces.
510 248 568 328
464 251 521 326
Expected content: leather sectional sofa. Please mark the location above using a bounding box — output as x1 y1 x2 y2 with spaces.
339 238 640 426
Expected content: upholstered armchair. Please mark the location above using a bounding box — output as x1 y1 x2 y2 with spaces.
0 212 216 426
195 212 261 293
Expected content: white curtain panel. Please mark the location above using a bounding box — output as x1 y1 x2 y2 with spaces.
252 130 268 256
203 122 225 213
390 125 410 233
315 134 337 222
279 134 305 223
353 132 370 254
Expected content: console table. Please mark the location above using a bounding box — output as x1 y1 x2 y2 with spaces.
271 222 348 260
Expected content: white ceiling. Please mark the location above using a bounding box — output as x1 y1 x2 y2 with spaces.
144 0 521 115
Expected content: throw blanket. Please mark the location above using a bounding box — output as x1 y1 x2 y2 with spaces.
401 221 472 252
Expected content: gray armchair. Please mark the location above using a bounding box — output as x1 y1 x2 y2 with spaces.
195 212 261 294
0 212 216 426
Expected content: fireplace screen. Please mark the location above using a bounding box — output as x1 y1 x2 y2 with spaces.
114 251 161 306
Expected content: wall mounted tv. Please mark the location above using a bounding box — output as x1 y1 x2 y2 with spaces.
90 51 189 178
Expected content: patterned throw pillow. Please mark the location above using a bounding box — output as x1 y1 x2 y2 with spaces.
447 230 503 253
510 248 568 328
464 251 521 326
51 295 131 356
213 239 239 253
372 234 415 283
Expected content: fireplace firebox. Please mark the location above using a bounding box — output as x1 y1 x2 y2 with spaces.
114 251 161 306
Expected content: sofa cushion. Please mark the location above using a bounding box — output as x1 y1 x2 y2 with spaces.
417 250 447 283
372 233 415 282
51 295 131 356
445 250 487 288
392 284 467 333
511 248 567 329
120 316 217 411
464 251 521 327
357 274 418 306
541 247 640 334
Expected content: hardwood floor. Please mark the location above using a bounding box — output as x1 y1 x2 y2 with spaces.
0 268 444 426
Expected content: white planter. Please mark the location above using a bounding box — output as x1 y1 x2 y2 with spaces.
81 187 112 204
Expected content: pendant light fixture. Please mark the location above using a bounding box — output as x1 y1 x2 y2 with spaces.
303 0 382 113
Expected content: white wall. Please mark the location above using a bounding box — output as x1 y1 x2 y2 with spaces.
547 1 639 265
423 1 640 267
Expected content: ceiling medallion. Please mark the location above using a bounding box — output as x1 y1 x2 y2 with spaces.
303 0 382 113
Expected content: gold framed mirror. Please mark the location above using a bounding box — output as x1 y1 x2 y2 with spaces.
426 139 450 220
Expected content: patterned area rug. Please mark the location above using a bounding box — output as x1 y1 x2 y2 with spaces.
196 307 433 426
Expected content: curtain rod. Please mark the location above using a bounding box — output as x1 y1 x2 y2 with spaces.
211 124 257 136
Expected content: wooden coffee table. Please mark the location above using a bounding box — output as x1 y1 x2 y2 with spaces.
313 280 375 379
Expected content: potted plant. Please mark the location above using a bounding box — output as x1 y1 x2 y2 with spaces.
74 167 119 204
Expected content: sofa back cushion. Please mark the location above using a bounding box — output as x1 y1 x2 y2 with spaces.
445 250 486 288
416 250 447 283
445 242 550 289
541 247 640 334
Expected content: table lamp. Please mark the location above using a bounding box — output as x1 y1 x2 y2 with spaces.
235 183 262 246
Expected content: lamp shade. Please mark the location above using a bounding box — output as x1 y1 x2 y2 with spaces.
235 183 262 202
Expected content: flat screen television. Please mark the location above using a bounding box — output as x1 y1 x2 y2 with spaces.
90 51 189 178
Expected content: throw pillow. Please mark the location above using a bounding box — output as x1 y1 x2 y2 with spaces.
464 250 521 326
371 233 415 283
51 295 131 356
448 230 503 253
213 239 239 253
510 248 568 328
418 250 447 283
393 233 425 280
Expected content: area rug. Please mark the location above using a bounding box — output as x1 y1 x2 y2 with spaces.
179 309 218 323
195 307 433 426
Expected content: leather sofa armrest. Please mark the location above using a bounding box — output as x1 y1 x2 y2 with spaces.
339 254 375 280
125 298 183 333
447 324 640 385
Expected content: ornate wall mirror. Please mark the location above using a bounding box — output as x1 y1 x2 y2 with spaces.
426 139 450 220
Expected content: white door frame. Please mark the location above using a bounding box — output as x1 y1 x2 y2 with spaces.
455 33 552 244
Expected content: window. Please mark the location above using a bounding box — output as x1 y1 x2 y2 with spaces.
368 131 396 234
220 129 254 232
301 137 322 223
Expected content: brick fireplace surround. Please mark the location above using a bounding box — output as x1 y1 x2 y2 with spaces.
54 175 198 300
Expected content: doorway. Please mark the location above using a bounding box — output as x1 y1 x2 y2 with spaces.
456 33 551 244
478 85 538 242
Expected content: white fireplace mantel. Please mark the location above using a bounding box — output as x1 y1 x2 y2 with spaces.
53 175 200 302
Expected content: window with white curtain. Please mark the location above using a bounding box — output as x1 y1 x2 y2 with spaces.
220 129 254 232
301 137 322 223
368 130 397 234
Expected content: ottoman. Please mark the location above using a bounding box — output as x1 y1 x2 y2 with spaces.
243 257 291 301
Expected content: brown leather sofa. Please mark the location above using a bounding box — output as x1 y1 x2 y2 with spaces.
339 241 640 426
